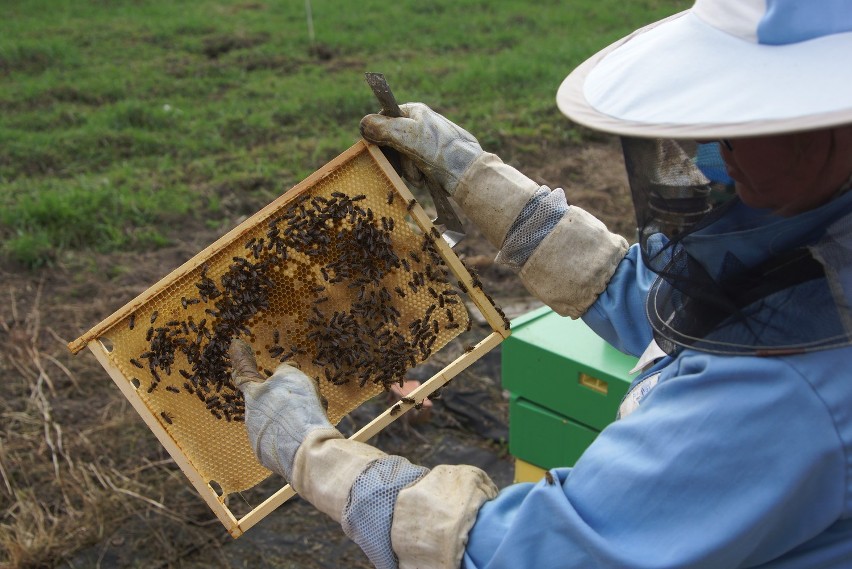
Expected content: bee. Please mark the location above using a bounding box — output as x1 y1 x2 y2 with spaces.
390 404 402 416
165 385 180 394
407 199 416 212
544 471 555 485
446 322 460 330
160 411 174 425
464 344 476 354
458 281 468 294
430 227 441 239
387 190 395 205
400 397 416 405
128 314 135 330
146 327 154 341
272 329 280 344
129 358 144 369
150 310 159 324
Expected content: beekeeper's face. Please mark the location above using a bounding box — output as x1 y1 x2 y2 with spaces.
720 125 852 216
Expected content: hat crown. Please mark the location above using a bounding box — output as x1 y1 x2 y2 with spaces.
694 0 852 45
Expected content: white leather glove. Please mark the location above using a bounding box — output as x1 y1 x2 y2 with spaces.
230 339 497 569
359 102 483 196
230 339 335 479
362 103 629 319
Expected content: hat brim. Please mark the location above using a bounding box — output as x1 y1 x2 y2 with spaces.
557 11 852 138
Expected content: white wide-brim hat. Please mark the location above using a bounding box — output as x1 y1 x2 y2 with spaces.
557 0 852 138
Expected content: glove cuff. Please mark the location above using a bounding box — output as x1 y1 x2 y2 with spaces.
390 465 497 569
291 428 387 522
453 152 541 249
519 205 629 318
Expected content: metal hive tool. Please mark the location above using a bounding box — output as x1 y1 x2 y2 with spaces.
69 141 510 536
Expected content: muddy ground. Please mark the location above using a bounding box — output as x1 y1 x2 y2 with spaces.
1 137 632 568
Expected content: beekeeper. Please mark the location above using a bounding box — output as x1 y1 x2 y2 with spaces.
230 0 852 566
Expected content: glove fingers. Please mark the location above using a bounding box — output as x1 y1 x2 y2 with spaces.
360 114 429 187
229 338 265 389
359 114 417 154
399 155 426 189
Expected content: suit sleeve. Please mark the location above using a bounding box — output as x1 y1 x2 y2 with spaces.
581 243 658 357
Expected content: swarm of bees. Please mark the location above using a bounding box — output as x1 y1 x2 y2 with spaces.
127 190 476 425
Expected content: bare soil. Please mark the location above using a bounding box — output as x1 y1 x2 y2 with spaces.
1 137 632 568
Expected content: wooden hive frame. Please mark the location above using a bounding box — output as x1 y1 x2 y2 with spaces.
69 140 510 537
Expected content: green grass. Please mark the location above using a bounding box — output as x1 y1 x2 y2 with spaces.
0 0 689 268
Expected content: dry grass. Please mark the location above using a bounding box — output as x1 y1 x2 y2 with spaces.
1 283 113 567
0 283 223 568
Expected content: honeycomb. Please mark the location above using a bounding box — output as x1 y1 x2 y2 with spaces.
80 145 471 498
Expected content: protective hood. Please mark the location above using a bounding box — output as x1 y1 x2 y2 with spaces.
645 189 852 355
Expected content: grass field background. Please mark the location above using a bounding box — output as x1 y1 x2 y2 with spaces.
1 0 687 268
1 1 688 566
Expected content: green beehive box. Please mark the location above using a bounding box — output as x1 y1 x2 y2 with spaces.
508 395 599 470
502 306 638 467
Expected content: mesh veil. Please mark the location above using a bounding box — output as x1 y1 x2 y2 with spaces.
621 137 852 355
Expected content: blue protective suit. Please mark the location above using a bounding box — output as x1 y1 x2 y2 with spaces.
464 194 852 568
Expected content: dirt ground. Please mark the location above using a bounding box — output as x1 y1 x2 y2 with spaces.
0 137 632 568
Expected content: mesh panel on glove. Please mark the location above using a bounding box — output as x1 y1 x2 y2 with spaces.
495 186 569 270
341 455 429 569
